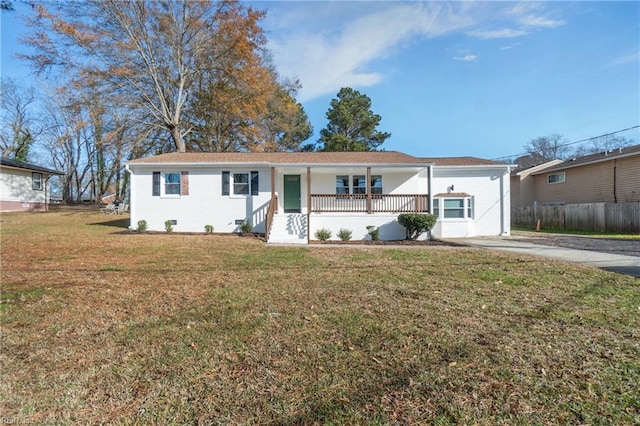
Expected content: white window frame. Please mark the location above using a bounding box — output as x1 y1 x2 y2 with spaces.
547 172 565 184
335 174 383 195
336 175 350 195
164 172 181 197
232 172 250 196
433 197 474 220
371 175 383 195
32 172 43 191
352 175 366 195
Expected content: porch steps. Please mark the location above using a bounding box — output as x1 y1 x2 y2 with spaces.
268 213 308 244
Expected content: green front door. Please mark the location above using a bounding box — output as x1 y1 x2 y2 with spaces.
283 175 301 213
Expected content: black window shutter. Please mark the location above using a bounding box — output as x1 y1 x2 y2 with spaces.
251 171 259 195
152 172 160 196
222 171 230 195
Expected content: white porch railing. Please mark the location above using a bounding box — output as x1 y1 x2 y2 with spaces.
310 194 429 213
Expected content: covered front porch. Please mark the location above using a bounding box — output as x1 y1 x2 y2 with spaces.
265 164 433 243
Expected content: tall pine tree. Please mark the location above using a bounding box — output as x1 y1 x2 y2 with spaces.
315 87 390 152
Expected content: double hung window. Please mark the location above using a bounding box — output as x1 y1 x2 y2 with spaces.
233 172 250 195
222 171 259 196
164 172 181 195
335 175 383 195
336 176 349 195
32 172 43 191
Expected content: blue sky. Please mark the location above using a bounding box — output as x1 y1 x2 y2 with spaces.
2 1 639 160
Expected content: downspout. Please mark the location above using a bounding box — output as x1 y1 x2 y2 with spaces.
366 167 372 214
500 172 505 235
428 165 433 214
500 167 512 236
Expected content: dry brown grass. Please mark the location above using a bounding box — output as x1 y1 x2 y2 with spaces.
1 210 639 424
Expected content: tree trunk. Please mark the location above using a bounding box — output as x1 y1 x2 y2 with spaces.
170 125 186 153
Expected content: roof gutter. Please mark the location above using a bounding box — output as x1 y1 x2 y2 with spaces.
531 152 639 175
127 161 434 169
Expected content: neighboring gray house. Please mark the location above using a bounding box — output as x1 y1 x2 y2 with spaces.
0 157 63 212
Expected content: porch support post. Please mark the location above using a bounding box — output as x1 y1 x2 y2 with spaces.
428 164 433 214
270 167 276 212
306 167 311 244
366 166 372 214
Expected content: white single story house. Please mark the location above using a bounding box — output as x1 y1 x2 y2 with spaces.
0 157 63 212
126 152 513 242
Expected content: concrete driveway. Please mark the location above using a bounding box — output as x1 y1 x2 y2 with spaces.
445 235 640 278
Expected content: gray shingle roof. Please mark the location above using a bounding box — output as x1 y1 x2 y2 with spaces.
0 157 63 175
532 144 640 174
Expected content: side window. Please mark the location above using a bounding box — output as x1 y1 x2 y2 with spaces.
165 172 181 195
352 175 366 194
371 175 382 195
547 172 565 184
32 172 43 191
336 175 349 194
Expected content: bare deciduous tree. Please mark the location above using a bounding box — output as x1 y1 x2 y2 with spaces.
521 134 570 165
22 1 269 153
0 78 41 161
572 135 634 158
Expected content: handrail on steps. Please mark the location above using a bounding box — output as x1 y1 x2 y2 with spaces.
265 194 278 241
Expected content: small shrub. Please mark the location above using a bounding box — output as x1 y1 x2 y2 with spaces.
314 228 332 241
337 228 352 241
240 222 252 234
136 220 148 232
164 220 174 233
366 225 380 241
398 213 437 240
204 224 214 233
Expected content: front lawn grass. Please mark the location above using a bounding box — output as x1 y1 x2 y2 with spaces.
1 211 639 424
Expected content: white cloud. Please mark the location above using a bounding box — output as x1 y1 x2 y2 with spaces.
608 50 640 67
518 15 566 29
265 1 566 102
468 28 528 39
500 42 522 51
267 2 475 101
454 54 479 62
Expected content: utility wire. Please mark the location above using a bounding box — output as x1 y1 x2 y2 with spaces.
491 124 640 161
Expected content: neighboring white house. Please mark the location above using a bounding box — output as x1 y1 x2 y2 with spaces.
126 152 513 242
0 157 63 212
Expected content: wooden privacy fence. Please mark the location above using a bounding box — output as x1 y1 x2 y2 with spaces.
511 202 640 233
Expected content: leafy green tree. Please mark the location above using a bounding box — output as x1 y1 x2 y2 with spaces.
314 87 390 152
